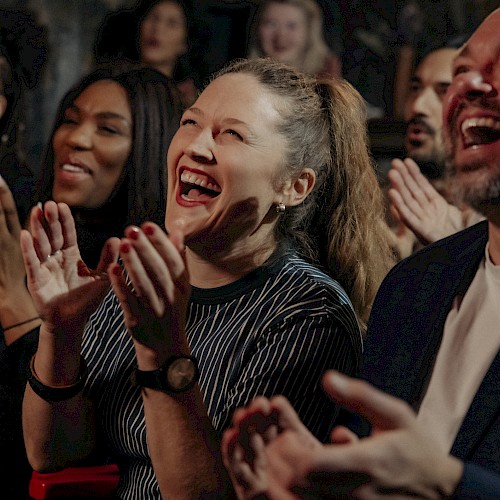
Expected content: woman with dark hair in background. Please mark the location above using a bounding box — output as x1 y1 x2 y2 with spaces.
95 0 205 106
34 66 183 268
0 66 183 499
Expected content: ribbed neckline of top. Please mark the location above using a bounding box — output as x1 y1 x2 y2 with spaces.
190 250 292 305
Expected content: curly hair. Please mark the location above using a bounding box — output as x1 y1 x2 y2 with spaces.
215 58 394 330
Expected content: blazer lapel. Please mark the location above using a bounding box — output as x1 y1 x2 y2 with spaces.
401 224 489 408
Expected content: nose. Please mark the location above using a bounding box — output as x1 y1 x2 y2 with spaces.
184 127 215 163
409 87 439 116
65 123 93 150
274 25 286 42
151 17 161 32
452 71 495 102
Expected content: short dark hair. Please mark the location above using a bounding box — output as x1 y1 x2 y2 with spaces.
416 33 471 66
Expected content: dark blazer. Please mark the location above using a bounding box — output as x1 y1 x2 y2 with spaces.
365 220 500 497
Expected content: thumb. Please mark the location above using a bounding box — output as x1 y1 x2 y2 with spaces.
168 227 185 254
322 370 415 431
330 425 359 444
96 237 120 274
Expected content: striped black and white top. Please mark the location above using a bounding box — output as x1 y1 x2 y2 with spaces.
82 251 362 499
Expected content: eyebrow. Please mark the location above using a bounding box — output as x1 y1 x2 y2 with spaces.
186 107 256 135
186 106 204 117
67 104 132 127
435 82 451 87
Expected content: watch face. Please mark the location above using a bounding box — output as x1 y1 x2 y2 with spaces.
167 357 197 390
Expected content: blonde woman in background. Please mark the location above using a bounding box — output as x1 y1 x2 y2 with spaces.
248 0 342 79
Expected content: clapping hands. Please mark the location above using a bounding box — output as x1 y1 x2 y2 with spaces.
108 223 191 364
388 158 463 245
20 201 118 336
222 371 464 499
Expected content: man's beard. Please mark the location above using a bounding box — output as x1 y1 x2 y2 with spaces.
444 99 500 217
447 160 500 217
445 114 500 217
407 132 446 180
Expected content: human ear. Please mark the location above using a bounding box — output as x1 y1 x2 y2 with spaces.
0 95 7 120
280 168 316 207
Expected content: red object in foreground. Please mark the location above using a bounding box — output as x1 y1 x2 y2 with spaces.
29 464 119 499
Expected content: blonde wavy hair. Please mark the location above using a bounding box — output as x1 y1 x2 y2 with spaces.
215 58 395 331
248 0 333 75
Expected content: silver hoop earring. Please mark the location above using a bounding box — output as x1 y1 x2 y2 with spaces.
276 202 286 214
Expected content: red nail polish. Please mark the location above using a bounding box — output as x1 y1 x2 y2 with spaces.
112 265 122 276
129 227 140 240
144 225 155 236
121 242 130 253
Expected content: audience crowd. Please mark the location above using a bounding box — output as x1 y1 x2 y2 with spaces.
0 1 498 498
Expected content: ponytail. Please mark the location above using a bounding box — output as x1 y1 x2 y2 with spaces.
311 79 394 330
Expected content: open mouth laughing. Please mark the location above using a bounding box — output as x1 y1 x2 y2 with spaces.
61 163 91 174
461 117 500 148
179 168 221 203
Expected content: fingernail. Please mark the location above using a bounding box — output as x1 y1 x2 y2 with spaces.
128 227 140 240
144 224 155 236
121 242 130 253
112 265 122 276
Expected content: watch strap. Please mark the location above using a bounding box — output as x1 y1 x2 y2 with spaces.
133 355 199 393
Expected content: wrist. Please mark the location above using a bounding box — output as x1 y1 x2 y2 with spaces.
438 455 464 498
133 355 199 394
0 291 38 330
38 318 86 345
33 348 83 387
2 316 41 346
36 327 84 386
28 354 88 402
133 338 191 371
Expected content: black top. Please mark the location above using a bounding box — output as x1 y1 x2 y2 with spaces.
0 328 39 499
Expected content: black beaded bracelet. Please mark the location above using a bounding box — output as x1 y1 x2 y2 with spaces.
28 354 88 403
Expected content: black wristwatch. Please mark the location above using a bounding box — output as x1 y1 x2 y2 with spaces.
133 355 199 393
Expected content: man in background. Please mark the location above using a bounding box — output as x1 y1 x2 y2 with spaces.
388 38 484 258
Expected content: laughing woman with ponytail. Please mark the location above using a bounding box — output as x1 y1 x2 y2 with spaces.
21 58 393 499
